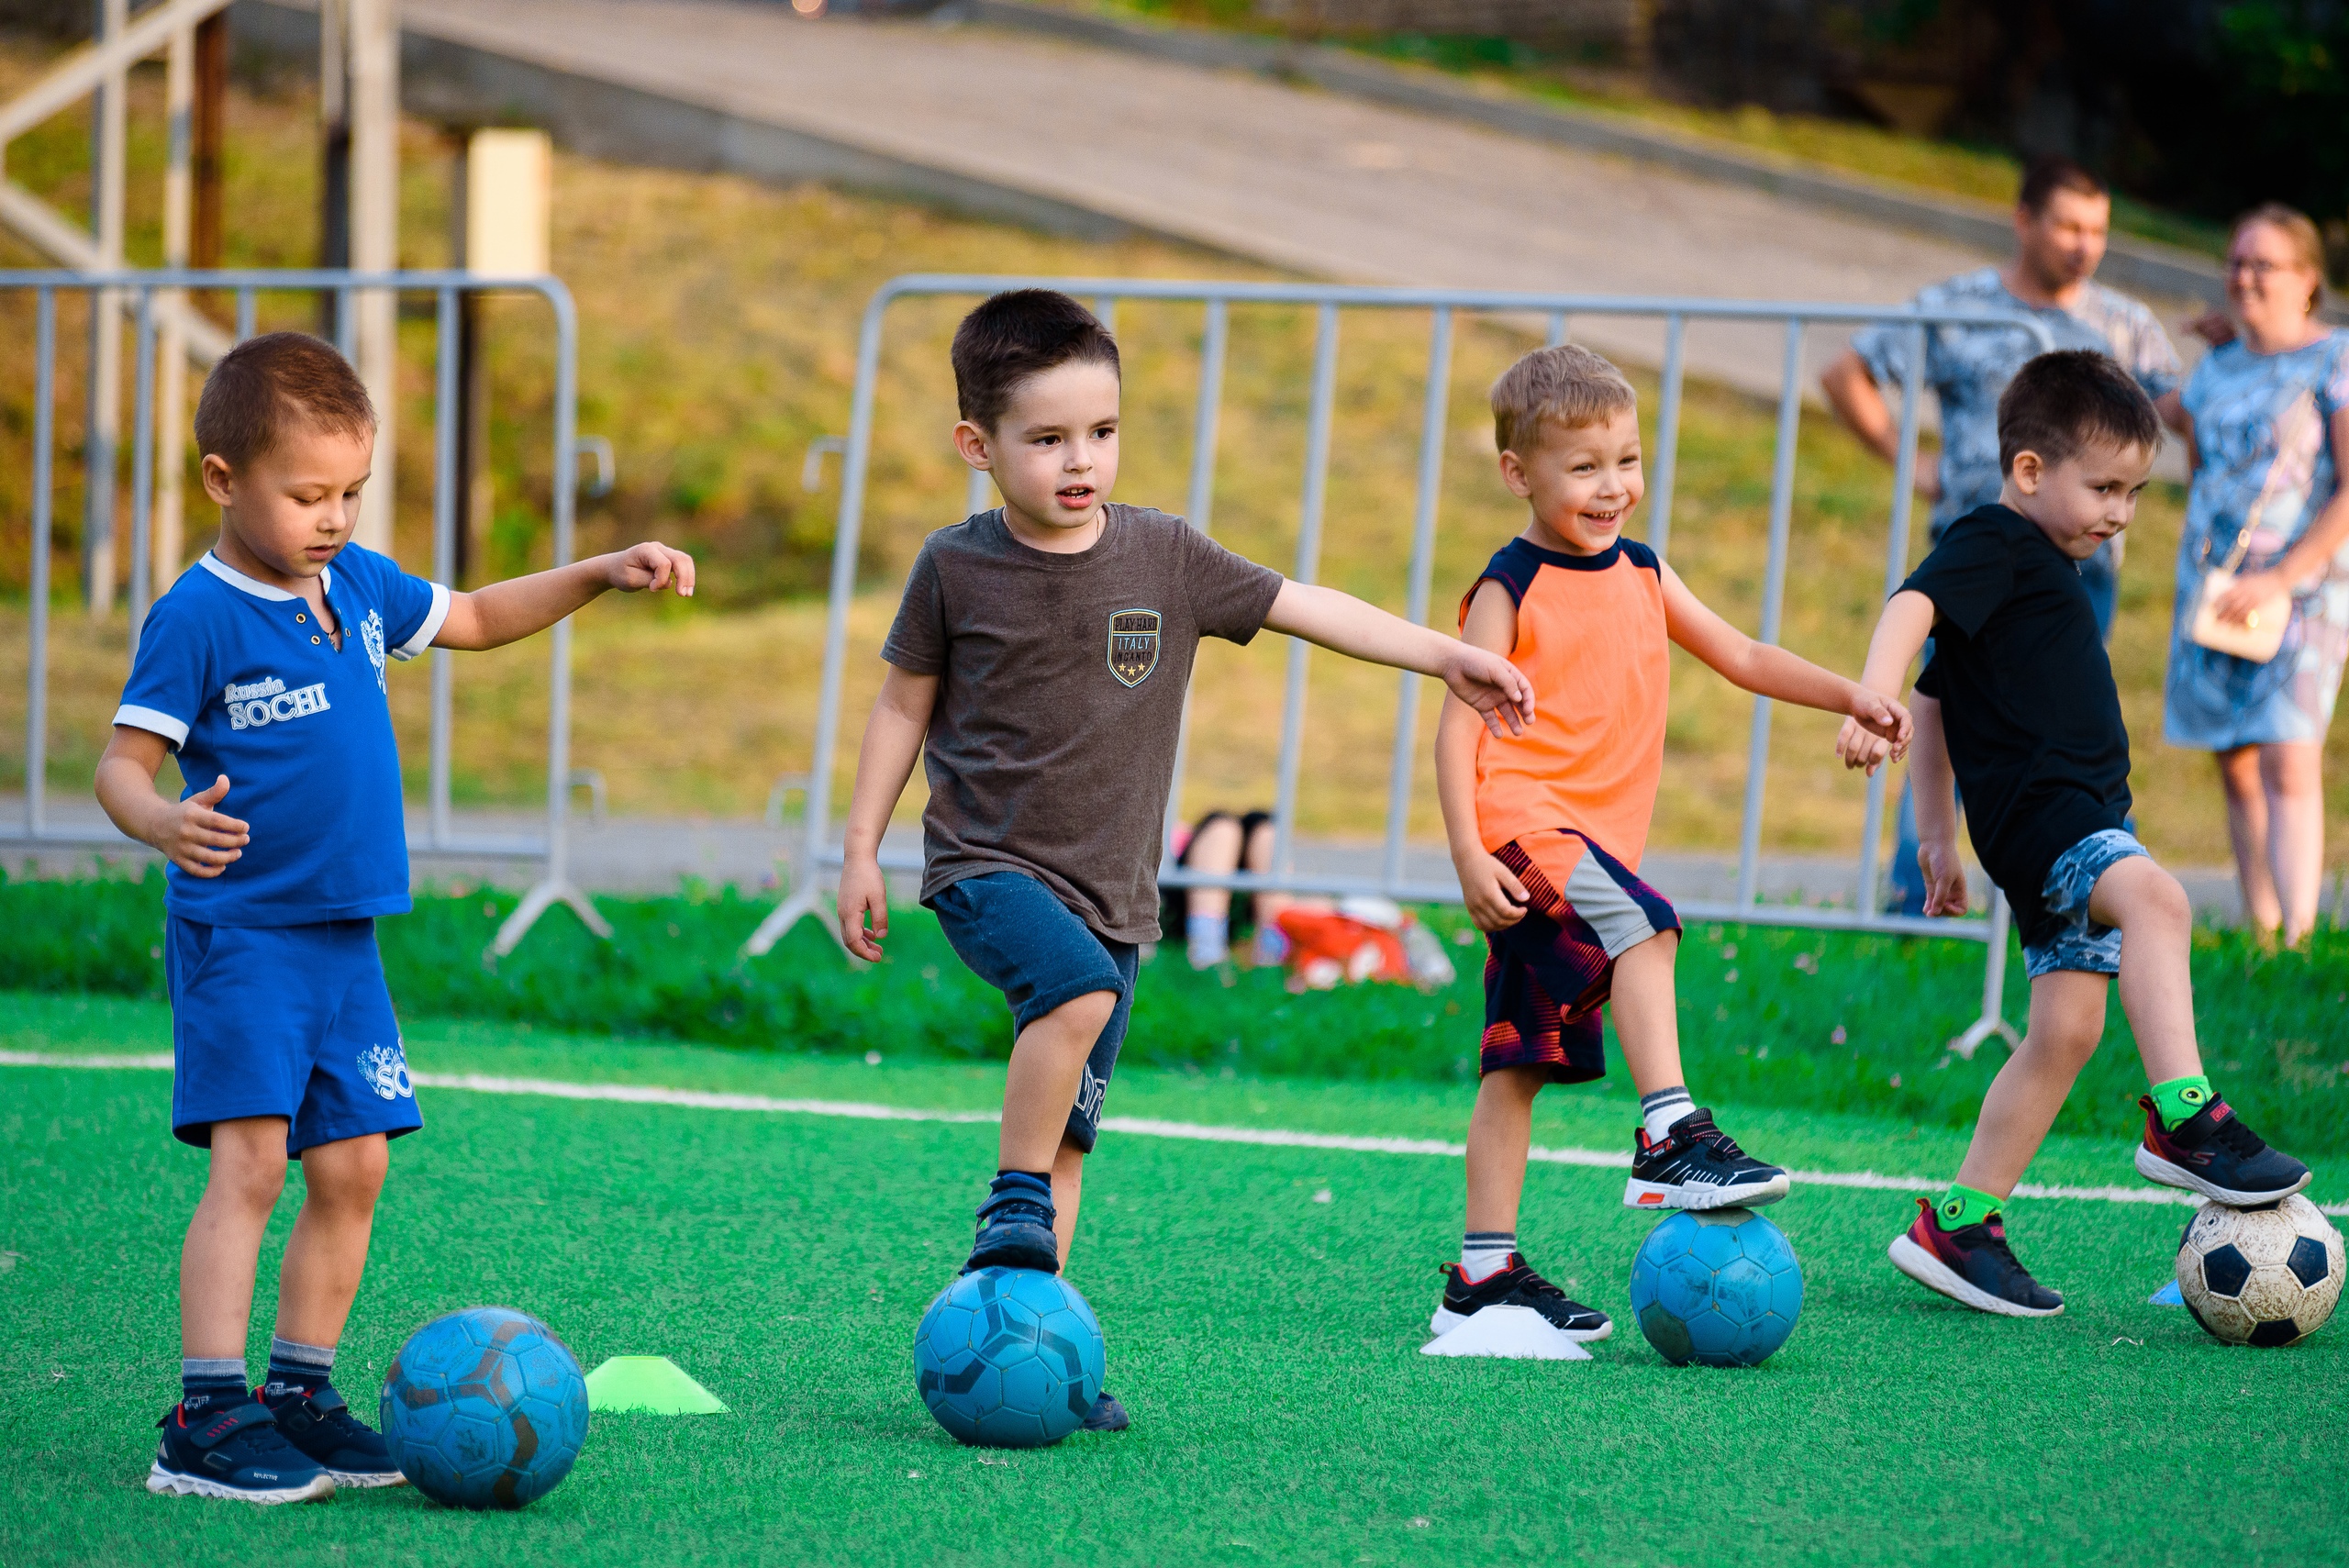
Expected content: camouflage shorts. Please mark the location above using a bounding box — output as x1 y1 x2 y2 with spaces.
2021 828 2151 980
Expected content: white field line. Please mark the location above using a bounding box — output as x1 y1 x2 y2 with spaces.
7 1051 2342 1216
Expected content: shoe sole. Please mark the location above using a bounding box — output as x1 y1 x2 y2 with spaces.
146 1462 336 1504
1622 1173 1790 1210
2134 1146 2312 1207
1887 1234 2063 1318
324 1468 407 1488
1429 1305 1613 1341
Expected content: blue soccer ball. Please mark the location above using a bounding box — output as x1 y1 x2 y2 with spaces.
915 1268 1105 1448
1629 1207 1803 1367
380 1307 590 1507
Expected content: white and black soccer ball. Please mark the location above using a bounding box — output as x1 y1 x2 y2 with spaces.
2175 1194 2344 1348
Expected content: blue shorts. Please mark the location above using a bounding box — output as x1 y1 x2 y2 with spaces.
930 872 1136 1154
2021 829 2152 980
166 917 422 1154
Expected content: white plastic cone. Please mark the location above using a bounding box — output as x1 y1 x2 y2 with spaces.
1419 1306 1594 1361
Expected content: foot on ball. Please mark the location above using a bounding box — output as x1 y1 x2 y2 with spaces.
1623 1108 1790 1210
2134 1095 2310 1207
963 1173 1061 1274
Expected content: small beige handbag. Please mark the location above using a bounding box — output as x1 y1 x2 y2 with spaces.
2187 525 2293 664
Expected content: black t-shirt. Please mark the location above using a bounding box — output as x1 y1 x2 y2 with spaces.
1902 504 2131 945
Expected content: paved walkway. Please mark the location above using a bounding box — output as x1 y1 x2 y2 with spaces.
398 0 2204 405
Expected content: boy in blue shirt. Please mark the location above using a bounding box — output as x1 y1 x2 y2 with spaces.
99 331 693 1502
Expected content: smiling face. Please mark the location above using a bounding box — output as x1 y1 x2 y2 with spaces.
1499 408 1643 555
2226 218 2323 342
2003 437 2155 559
954 359 1120 552
200 421 374 584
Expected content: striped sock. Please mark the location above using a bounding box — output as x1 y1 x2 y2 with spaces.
1461 1231 1516 1284
1640 1085 1695 1144
262 1336 336 1402
181 1357 248 1414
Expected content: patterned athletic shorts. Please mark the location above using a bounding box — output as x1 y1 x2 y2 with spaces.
1479 829 1681 1082
2021 828 2151 980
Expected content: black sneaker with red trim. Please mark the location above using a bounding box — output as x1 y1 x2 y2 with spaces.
2134 1094 2310 1207
1623 1108 1789 1210
1431 1254 1612 1341
1887 1196 2063 1318
147 1398 335 1504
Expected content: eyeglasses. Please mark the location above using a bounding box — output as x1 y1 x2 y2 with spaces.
2228 257 2307 278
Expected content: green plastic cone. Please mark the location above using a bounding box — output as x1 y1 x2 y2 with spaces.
584 1356 729 1414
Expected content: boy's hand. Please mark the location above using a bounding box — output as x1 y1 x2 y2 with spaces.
1842 689 1911 762
1437 645 1536 738
1835 711 1907 774
1455 850 1529 931
603 541 696 596
1918 839 1968 917
151 773 250 878
838 855 889 962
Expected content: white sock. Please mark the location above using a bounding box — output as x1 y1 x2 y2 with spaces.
1641 1085 1694 1144
1186 913 1229 967
1461 1231 1516 1283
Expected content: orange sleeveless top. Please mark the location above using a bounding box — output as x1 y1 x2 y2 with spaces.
1462 537 1670 870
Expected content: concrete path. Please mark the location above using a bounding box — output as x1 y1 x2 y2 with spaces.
389 0 2204 403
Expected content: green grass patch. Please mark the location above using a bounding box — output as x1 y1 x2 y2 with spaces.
9 873 2349 1159
3 1008 2345 1566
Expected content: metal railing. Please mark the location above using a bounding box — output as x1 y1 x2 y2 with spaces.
3 267 600 956
746 275 2055 1057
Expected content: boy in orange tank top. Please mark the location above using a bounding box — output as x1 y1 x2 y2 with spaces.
1429 346 1913 1343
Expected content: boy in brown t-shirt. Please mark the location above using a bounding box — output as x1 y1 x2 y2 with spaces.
839 291 1534 1429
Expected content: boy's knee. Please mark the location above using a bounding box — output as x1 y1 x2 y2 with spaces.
302 1135 389 1209
1053 989 1119 1032
207 1140 288 1211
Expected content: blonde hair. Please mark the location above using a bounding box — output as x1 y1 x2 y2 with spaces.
1490 344 1637 455
2232 202 2326 317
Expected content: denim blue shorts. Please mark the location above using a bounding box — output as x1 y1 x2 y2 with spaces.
166 916 422 1154
2021 828 2152 980
930 872 1137 1153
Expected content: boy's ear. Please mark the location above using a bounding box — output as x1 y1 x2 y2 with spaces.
952 419 993 473
1497 448 1534 500
200 453 236 507
2009 450 2043 495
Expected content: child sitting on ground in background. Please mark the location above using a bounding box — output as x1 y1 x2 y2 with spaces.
836 290 1536 1428
1840 349 2310 1318
1432 344 1911 1344
99 331 693 1502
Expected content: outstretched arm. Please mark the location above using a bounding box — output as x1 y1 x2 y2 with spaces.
1661 563 1909 754
433 541 695 651
837 664 939 961
1263 579 1533 737
1834 588 1937 773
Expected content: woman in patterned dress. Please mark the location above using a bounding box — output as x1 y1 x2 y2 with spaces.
2165 204 2349 944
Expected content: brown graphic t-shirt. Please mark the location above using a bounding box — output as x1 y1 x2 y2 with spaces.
881 504 1285 942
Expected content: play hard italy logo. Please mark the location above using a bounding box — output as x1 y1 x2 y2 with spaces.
1108 608 1160 688
357 1042 415 1102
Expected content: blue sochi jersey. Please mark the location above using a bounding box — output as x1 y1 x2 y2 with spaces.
114 545 449 926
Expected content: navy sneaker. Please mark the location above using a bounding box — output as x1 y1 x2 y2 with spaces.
964 1173 1060 1273
2135 1094 2311 1206
1431 1254 1612 1340
148 1398 334 1504
1623 1108 1790 1209
1887 1197 2064 1318
1081 1390 1130 1432
262 1381 405 1488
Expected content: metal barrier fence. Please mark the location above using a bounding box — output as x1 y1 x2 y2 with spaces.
2 267 598 956
748 275 2058 1058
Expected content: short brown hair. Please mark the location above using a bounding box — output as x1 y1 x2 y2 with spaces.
2018 153 2107 216
2232 202 2326 316
1997 349 2162 474
950 290 1120 434
193 331 376 471
1490 344 1636 455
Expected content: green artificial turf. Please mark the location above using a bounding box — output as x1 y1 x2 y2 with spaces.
9 873 2349 1156
3 996 2346 1567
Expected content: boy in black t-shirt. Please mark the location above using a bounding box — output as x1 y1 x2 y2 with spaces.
1838 350 2311 1318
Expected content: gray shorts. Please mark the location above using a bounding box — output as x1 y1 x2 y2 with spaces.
2021 828 2151 980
